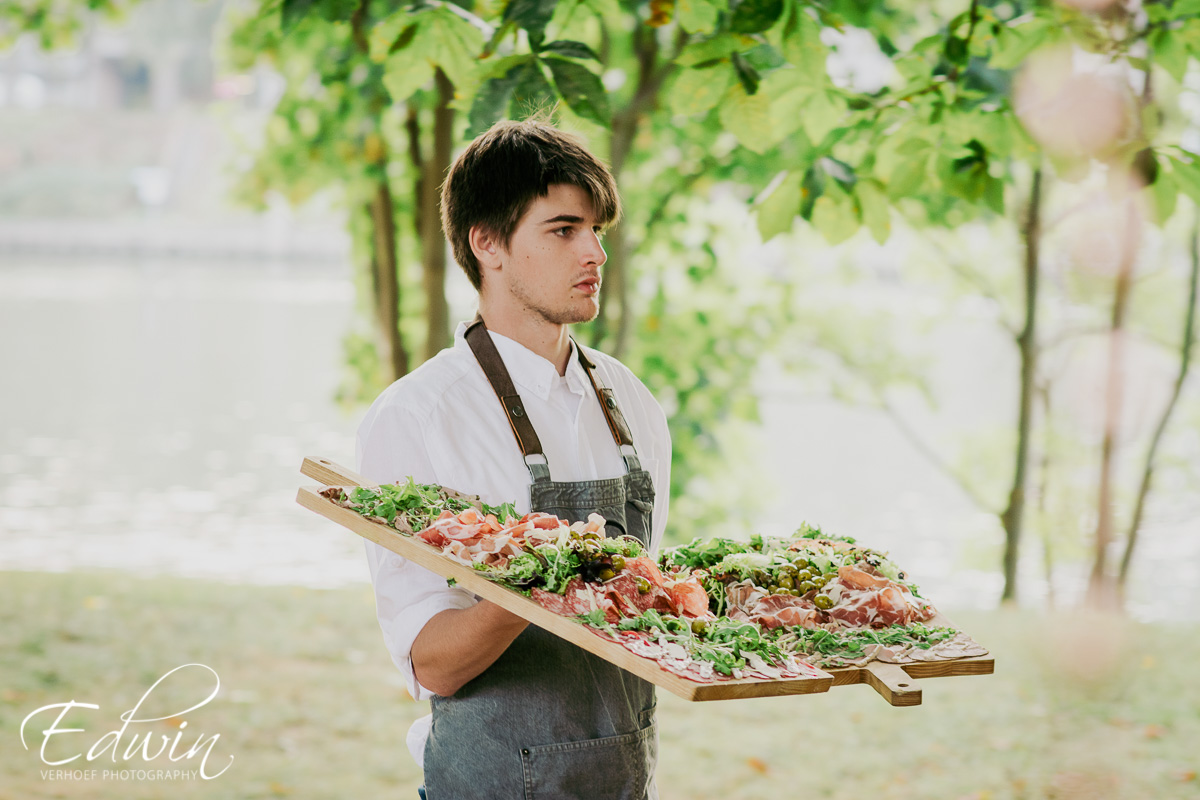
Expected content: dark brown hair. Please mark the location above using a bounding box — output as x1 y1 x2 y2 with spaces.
440 119 622 291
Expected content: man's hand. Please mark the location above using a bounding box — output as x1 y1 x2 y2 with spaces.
410 600 530 697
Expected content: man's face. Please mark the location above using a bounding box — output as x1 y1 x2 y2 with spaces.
487 183 608 325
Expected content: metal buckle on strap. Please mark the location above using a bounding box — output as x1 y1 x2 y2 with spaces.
523 453 551 482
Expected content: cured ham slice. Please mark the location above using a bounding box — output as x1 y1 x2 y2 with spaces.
666 578 711 618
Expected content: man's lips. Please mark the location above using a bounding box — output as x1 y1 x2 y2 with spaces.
574 277 601 294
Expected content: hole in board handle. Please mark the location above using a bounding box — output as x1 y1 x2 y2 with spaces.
897 683 910 688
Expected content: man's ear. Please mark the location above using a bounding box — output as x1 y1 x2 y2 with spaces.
469 225 503 272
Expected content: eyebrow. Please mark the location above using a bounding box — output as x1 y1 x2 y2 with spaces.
539 214 587 225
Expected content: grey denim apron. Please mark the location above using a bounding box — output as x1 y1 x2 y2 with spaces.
421 317 659 800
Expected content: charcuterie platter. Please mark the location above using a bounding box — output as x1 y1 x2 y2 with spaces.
297 457 992 705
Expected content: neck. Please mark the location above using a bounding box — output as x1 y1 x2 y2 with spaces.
477 297 572 375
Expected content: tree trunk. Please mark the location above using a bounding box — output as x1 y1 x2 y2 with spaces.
592 23 666 357
1035 380 1055 609
370 176 408 382
1086 199 1139 610
999 167 1042 604
1117 209 1199 589
421 69 454 361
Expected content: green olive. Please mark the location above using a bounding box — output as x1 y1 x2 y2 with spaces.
779 575 795 589
610 555 626 571
813 575 830 588
799 580 817 594
598 568 616 582
814 594 834 610
634 576 652 594
796 569 814 582
690 618 708 635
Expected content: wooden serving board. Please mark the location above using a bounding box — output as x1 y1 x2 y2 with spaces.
297 456 993 705
823 612 995 706
297 458 833 702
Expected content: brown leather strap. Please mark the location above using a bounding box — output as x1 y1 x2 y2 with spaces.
465 315 544 458
464 315 635 454
577 348 635 448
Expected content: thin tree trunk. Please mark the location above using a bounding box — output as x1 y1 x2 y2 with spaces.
593 23 671 357
1117 210 1199 588
370 177 407 382
421 68 453 361
1086 199 1139 610
999 167 1043 604
1035 380 1055 609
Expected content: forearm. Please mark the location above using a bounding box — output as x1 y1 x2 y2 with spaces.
411 600 529 697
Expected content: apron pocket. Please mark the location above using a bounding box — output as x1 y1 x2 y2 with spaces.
520 720 657 800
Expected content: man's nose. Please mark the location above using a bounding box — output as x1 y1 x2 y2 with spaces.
583 229 607 267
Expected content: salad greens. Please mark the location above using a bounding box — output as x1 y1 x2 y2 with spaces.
582 609 794 677
774 623 957 667
334 478 517 531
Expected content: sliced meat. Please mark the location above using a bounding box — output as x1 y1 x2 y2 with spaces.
666 578 711 618
742 593 820 630
625 556 667 589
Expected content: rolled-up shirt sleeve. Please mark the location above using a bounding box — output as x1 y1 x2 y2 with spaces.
356 402 477 700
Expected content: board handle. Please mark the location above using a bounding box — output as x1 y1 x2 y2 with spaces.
864 662 922 707
301 457 370 488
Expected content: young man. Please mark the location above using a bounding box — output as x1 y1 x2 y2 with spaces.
356 119 672 799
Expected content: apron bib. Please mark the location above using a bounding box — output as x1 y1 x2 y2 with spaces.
422 316 659 800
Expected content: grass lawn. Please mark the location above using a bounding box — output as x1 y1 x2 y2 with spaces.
1 571 1196 799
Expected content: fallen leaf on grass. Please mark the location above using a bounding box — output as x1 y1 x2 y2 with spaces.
1174 770 1197 782
746 757 769 775
269 781 293 796
1143 724 1166 740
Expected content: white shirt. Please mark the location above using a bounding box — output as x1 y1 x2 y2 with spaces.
355 320 672 766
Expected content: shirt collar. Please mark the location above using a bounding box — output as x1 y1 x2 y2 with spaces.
454 320 591 401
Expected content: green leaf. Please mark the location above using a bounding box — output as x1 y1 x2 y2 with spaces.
983 175 1005 215
856 180 891 244
421 9 485 89
1153 27 1189 83
1148 168 1178 225
718 81 775 153
678 0 720 34
755 171 802 240
503 0 558 49
677 34 748 67
729 0 784 34
384 47 435 102
764 81 813 141
800 164 825 219
468 64 523 135
731 51 760 95
1170 154 1200 205
1171 0 1200 18
990 16 1053 71
772 2 826 85
541 40 601 61
800 90 846 146
281 0 319 32
509 59 556 118
668 62 736 116
810 189 858 245
887 150 931 199
544 56 611 125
